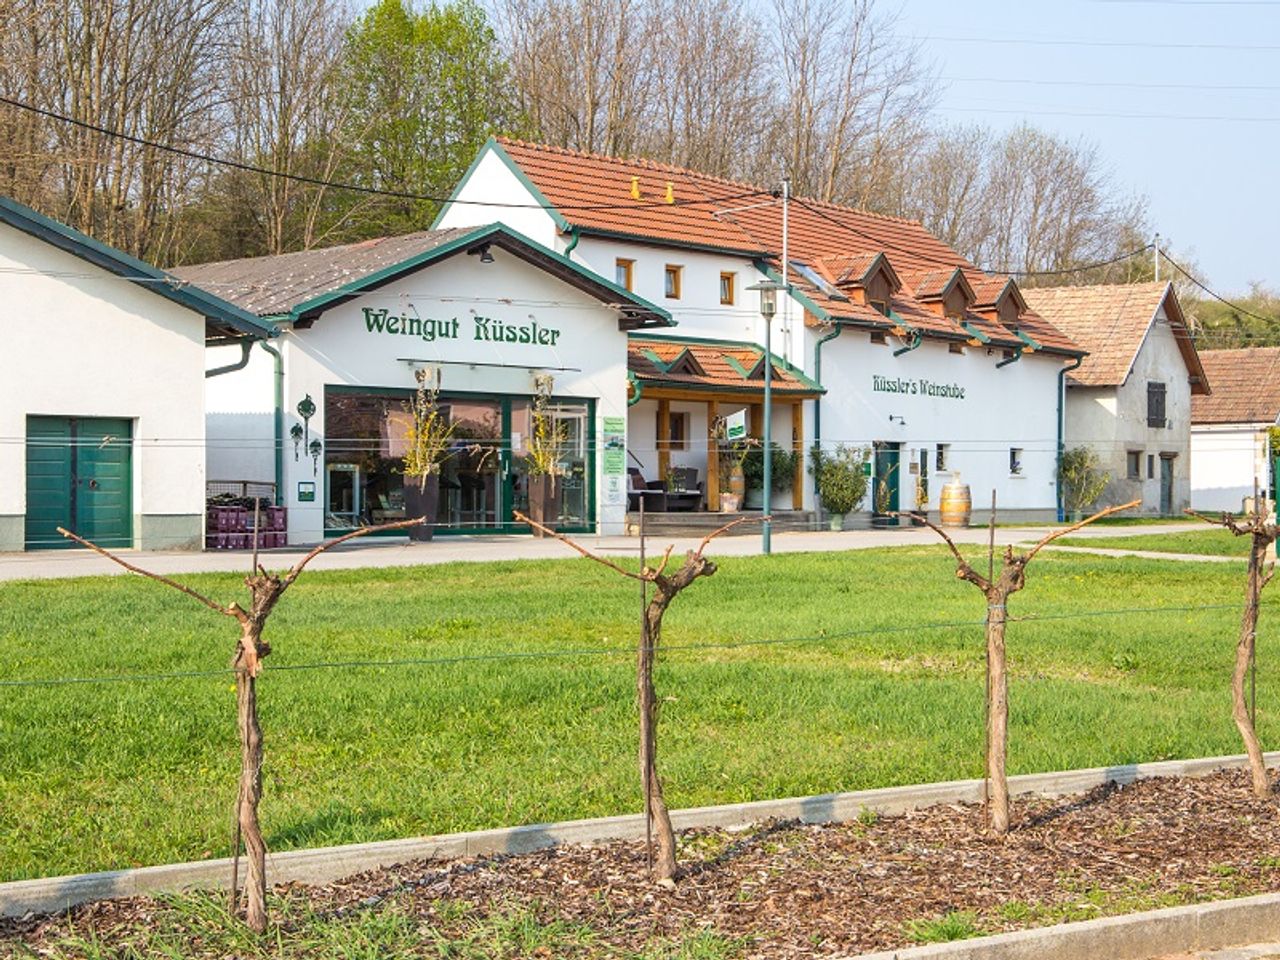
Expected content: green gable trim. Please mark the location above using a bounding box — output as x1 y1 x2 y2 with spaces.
432 138 572 233
288 222 671 328
960 321 991 344
1016 329 1044 352
0 195 275 339
629 331 824 393
722 353 752 379
752 260 830 322
641 347 670 372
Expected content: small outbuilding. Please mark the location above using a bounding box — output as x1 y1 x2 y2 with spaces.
0 196 274 551
1190 347 1280 512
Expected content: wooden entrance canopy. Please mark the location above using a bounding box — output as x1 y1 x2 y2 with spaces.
627 336 825 511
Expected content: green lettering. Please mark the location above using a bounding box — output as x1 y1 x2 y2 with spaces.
363 308 388 332
473 317 490 340
549 329 560 346
387 316 400 334
406 315 422 337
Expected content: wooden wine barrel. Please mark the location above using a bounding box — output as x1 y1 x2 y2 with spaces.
728 466 746 499
939 479 972 528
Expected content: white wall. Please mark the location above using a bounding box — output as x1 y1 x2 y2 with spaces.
1064 307 1193 513
240 245 632 543
810 327 1063 517
205 342 276 485
434 145 562 248
1191 424 1269 512
0 222 208 550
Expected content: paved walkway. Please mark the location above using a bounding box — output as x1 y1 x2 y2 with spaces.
0 522 1207 582
1157 944 1280 959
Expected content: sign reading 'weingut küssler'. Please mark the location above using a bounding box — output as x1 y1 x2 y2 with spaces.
360 308 562 346
872 374 966 400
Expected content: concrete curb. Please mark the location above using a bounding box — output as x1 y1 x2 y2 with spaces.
846 892 1280 960
3 750 1278 921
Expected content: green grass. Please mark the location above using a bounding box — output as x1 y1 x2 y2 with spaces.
1057 528 1252 557
905 911 982 943
0 545 1268 882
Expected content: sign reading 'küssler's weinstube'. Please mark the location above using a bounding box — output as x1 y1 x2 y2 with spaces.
872 374 966 400
361 308 562 346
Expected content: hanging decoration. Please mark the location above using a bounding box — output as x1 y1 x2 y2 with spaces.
296 395 316 446
308 439 323 477
290 424 304 461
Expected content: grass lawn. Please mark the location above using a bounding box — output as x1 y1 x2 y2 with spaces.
1057 528 1252 557
0 544 1268 883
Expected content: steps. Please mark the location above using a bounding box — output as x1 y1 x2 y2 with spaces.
624 510 819 537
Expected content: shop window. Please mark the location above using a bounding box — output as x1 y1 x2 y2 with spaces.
657 409 689 451
616 258 635 291
869 330 887 345
720 271 735 305
1127 451 1142 480
1148 454 1155 479
936 443 950 472
1009 447 1023 475
664 264 682 299
949 341 965 355
1147 381 1167 427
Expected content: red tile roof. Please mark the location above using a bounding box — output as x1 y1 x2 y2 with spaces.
629 337 823 396
1023 282 1207 393
1192 348 1280 424
489 138 1082 357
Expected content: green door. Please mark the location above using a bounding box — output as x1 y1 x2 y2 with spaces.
25 416 133 550
873 441 901 520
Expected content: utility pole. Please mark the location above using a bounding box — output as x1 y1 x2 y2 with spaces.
1154 232 1161 283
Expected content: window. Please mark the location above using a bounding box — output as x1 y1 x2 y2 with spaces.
1127 451 1142 480
949 342 965 355
719 272 735 305
936 443 950 472
869 330 887 345
869 299 890 317
1148 454 1155 479
615 258 634 291
1009 447 1023 476
656 410 689 451
1147 381 1167 428
664 264 682 299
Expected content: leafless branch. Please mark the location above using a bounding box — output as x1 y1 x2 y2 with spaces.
894 511 986 589
694 515 759 557
514 510 644 580
1023 499 1142 563
1186 508 1253 537
57 526 235 617
282 516 426 586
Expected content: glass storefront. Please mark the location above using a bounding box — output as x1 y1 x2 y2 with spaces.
323 387 594 535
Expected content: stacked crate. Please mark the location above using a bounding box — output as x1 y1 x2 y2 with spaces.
205 502 287 550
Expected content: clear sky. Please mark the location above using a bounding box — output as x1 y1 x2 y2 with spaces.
892 0 1278 295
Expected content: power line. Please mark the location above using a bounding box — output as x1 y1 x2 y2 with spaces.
907 33 1280 51
941 76 1280 92
0 96 767 213
1163 253 1280 326
942 105 1280 124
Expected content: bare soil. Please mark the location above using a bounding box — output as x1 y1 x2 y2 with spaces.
6 769 1280 958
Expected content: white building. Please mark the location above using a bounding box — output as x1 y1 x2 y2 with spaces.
1190 348 1280 512
0 195 274 552
1026 283 1207 516
173 223 670 544
436 138 1086 522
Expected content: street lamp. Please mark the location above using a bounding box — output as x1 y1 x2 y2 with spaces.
746 278 784 555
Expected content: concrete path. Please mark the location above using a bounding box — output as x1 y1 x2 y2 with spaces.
0 521 1207 582
1043 544 1244 564
1157 944 1280 959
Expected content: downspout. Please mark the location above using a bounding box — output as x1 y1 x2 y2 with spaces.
813 321 845 493
995 346 1023 369
892 330 922 358
627 370 644 406
258 339 285 506
1056 355 1084 522
563 226 580 259
205 338 255 378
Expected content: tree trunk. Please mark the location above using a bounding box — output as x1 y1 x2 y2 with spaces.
1236 536 1270 799
986 593 1010 834
235 648 268 933
639 606 677 882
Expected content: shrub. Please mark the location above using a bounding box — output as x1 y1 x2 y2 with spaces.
809 444 871 515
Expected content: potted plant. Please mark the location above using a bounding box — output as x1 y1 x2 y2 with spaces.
1058 446 1110 522
401 368 456 541
809 444 870 530
742 442 795 510
525 374 567 537
913 472 929 527
715 426 756 512
871 462 899 529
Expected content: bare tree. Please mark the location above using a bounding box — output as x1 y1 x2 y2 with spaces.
516 510 749 883
908 500 1139 834
1189 505 1277 799
57 517 425 932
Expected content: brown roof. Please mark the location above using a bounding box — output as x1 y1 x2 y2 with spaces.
628 337 823 397
1192 348 1280 424
1023 282 1208 392
488 138 1081 357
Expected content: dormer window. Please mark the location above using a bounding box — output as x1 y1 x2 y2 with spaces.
870 300 890 317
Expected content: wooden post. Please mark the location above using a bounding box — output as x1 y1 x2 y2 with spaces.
791 402 804 511
657 397 671 484
706 399 720 512
750 402 763 439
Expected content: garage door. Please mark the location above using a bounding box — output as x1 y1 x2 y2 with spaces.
25 416 133 550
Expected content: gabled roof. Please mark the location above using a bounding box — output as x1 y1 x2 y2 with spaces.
1024 282 1207 393
172 223 671 329
450 138 1082 358
0 194 274 340
1192 348 1280 425
628 335 824 397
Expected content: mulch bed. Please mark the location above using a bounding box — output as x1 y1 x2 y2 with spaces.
6 769 1280 957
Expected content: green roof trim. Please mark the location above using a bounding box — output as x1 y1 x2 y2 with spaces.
960 321 991 344
288 222 671 329
722 353 752 378
629 331 825 394
432 139 573 234
641 347 670 371
0 194 276 339
752 259 830 322
1015 329 1044 351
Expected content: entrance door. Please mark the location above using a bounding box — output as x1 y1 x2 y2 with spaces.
439 398 506 533
873 441 901 520
1159 455 1175 515
25 416 133 550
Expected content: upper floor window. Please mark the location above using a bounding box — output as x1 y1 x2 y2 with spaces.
1009 448 1023 475
720 272 735 305
1147 381 1167 428
869 299 890 317
664 264 682 299
616 258 635 291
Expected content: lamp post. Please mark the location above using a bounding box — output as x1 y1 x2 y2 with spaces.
747 278 783 555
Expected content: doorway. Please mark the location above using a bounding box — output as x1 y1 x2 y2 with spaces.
1159 454 1175 515
873 441 901 521
25 416 133 550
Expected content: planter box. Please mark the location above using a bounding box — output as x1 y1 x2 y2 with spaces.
403 474 439 541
